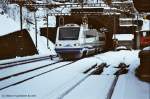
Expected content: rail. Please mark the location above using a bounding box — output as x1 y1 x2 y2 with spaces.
0 55 56 69
0 60 77 91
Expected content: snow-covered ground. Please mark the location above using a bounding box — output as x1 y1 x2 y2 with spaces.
0 2 150 99
0 50 149 99
63 75 115 99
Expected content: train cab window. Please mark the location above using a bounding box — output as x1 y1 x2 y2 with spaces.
59 27 80 40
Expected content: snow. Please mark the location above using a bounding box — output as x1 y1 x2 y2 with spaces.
1 50 149 99
112 74 150 99
113 34 134 41
0 61 70 91
0 2 150 99
141 19 150 31
0 60 56 78
112 59 150 99
63 75 115 99
0 7 57 57
0 54 52 65
95 50 139 66
0 58 98 99
143 46 150 51
115 46 128 50
0 14 20 36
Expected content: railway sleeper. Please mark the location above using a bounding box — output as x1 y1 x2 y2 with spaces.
91 63 107 75
114 62 130 68
114 63 129 76
83 63 107 75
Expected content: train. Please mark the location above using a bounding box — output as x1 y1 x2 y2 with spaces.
55 23 106 59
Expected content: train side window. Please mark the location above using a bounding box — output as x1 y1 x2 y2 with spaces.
85 30 97 38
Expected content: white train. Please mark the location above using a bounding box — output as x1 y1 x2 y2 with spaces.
55 24 106 59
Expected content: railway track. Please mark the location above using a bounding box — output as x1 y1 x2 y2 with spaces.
0 61 61 81
49 63 107 99
0 54 129 99
0 55 56 69
106 63 129 99
0 55 95 82
49 62 129 99
0 60 78 91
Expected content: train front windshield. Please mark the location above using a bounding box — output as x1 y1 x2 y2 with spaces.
59 27 80 40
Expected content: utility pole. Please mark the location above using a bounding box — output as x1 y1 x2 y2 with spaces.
17 2 24 57
34 12 38 49
46 9 49 49
113 14 117 50
113 15 116 38
136 13 140 49
46 0 49 49
20 5 23 30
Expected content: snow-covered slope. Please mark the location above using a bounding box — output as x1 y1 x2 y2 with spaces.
0 14 19 36
0 7 56 57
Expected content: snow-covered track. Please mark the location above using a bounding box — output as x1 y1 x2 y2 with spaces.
52 63 106 99
55 63 128 99
0 55 55 69
0 61 78 91
106 63 129 99
106 75 119 99
0 60 61 81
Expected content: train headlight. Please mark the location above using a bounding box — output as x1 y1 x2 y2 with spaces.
55 44 62 46
74 43 80 46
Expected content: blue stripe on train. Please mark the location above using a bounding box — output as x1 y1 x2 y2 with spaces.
55 48 83 53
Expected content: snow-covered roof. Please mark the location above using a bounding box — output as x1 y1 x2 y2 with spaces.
113 34 134 41
141 19 150 31
120 24 137 27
